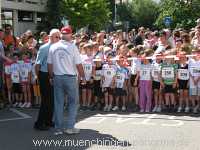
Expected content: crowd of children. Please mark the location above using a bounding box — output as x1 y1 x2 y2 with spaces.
1 24 200 114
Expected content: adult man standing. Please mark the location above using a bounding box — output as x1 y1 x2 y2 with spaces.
34 29 61 130
47 26 85 135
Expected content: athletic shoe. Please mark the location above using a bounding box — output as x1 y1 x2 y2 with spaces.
54 130 63 136
18 102 23 108
122 106 126 111
107 105 112 112
152 106 157 112
177 107 182 113
140 109 144 113
184 107 190 113
103 105 108 111
64 128 80 135
21 102 27 108
156 106 162 113
26 102 31 108
112 106 119 111
193 106 199 114
13 102 18 107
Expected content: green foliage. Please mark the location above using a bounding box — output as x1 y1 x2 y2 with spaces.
155 0 200 29
117 0 159 29
61 0 111 31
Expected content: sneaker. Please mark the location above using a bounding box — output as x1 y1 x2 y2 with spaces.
193 106 199 114
112 106 119 111
140 109 144 113
145 109 150 113
177 106 182 113
21 102 27 108
107 105 112 112
18 102 23 107
54 130 63 136
152 106 157 112
103 105 108 111
156 106 162 113
64 128 80 135
122 106 126 111
26 102 31 108
13 102 18 107
184 107 190 113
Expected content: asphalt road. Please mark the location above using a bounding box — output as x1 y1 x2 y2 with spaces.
0 108 200 150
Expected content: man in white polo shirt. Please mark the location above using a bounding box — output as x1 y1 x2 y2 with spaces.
47 26 85 135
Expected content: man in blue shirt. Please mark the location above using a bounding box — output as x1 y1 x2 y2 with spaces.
34 29 61 130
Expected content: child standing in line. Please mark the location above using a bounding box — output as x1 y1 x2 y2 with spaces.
92 57 104 110
10 53 22 107
102 53 116 112
152 54 162 112
160 52 178 112
4 57 12 106
112 55 129 111
129 47 140 111
176 53 190 113
19 53 32 108
135 49 153 113
31 54 41 107
188 50 200 113
80 44 95 110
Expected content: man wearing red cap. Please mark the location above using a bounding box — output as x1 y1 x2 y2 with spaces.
47 26 86 135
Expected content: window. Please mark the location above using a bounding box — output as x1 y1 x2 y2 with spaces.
18 11 33 22
1 10 13 27
36 13 45 22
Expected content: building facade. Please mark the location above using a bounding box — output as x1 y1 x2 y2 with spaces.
1 0 46 36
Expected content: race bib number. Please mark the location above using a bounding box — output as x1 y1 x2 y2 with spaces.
116 73 125 88
178 69 189 80
95 70 102 80
20 69 29 81
131 65 137 75
162 67 174 79
84 64 92 73
11 72 20 83
140 68 151 80
190 67 200 77
105 69 115 78
152 68 160 79
5 66 10 74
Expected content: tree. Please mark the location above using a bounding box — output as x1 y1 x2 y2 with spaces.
61 0 112 32
117 0 159 29
37 0 62 33
155 0 200 29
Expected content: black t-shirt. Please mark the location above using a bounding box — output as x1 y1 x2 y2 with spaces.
134 35 143 46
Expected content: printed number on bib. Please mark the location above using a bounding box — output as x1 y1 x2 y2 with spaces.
84 64 92 73
162 67 174 79
190 67 200 77
95 70 102 80
152 69 159 79
116 73 125 88
11 72 20 83
140 68 151 80
178 69 189 80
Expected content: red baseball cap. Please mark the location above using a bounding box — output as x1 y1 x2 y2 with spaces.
61 26 72 34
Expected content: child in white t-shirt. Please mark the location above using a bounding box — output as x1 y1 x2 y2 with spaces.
102 54 116 112
188 51 200 113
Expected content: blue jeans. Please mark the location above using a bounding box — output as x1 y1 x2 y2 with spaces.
53 75 79 130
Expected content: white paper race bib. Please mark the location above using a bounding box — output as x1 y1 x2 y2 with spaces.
131 65 137 75
162 67 174 79
190 67 200 77
104 69 115 78
94 70 102 80
140 68 151 80
178 69 189 80
11 71 20 83
5 66 11 74
83 64 93 81
152 68 160 79
20 69 29 81
116 73 125 88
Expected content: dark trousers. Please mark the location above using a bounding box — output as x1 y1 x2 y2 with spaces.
35 71 54 127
